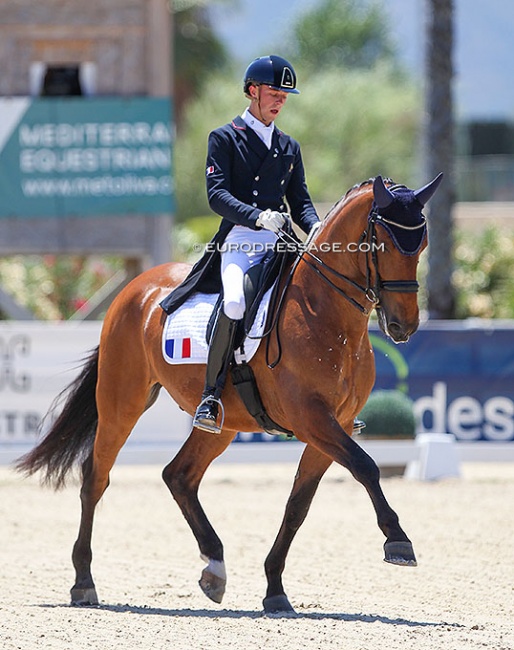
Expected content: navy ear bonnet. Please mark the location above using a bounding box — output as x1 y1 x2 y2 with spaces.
373 186 427 255
371 174 443 255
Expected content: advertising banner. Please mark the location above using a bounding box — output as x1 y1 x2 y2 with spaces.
0 322 191 452
0 97 173 217
370 321 514 442
0 321 513 457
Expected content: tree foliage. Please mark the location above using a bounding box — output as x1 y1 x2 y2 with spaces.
285 0 396 70
278 65 420 201
174 64 420 220
174 0 418 219
174 1 231 127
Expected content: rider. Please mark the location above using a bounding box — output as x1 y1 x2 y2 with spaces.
160 54 364 435
191 54 320 433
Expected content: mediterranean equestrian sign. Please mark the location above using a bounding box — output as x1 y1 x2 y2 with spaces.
0 97 173 217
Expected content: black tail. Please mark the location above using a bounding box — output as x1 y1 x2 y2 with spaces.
15 347 100 489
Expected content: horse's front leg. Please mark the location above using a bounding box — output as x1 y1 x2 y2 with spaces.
264 444 333 613
301 400 417 567
162 429 235 604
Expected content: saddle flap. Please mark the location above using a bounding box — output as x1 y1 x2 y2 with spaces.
206 293 223 345
243 249 288 334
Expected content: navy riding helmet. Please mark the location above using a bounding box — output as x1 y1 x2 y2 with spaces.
243 55 300 96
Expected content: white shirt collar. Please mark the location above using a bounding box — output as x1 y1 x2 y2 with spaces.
242 107 275 150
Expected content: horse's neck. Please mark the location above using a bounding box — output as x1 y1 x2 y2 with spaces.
322 189 371 243
294 192 373 337
314 191 371 289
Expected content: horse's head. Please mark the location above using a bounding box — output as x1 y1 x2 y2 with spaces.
301 173 442 344
368 173 443 342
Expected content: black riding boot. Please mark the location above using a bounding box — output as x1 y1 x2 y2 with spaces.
193 311 238 434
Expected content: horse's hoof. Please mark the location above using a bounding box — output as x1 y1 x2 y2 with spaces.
199 569 226 604
384 541 417 566
263 594 296 614
70 586 99 605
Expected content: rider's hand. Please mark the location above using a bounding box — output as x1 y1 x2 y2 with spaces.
256 209 287 233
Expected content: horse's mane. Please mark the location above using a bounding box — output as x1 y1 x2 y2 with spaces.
323 177 396 222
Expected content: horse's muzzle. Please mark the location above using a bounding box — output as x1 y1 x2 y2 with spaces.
385 320 418 343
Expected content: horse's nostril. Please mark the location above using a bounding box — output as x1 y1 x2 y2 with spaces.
387 322 408 341
388 322 402 335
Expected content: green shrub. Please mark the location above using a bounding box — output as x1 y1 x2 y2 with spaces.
173 215 219 263
358 390 416 438
453 226 514 319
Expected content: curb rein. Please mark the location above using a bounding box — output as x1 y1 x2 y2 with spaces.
263 201 426 367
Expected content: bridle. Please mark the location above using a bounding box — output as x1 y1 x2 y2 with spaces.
260 193 427 368
278 200 427 316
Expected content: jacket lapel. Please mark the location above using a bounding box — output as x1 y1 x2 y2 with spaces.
230 117 292 176
231 116 268 157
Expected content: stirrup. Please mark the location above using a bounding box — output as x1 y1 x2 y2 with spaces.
193 396 225 435
352 418 366 434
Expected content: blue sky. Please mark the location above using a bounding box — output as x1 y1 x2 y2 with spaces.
208 0 514 121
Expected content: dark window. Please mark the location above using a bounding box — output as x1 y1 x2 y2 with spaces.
41 65 83 96
467 121 514 156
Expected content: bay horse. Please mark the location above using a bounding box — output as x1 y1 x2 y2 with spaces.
16 174 442 614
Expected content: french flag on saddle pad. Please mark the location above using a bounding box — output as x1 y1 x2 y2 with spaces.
161 289 273 366
165 337 192 361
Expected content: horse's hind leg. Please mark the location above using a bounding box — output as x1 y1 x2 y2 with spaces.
263 445 333 613
70 383 152 605
162 428 235 604
70 450 105 605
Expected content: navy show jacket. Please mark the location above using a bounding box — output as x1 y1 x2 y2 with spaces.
206 115 319 235
160 115 319 314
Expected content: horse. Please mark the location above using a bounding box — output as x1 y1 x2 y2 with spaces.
16 173 442 614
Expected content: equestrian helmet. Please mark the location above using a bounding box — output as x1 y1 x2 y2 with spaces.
243 55 300 96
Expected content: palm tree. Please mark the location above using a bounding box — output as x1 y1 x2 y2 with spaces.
173 0 231 128
424 0 456 318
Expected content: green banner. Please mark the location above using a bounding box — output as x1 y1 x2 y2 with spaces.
0 97 173 217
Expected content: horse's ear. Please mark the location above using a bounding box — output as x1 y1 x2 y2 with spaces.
414 172 444 206
373 175 395 209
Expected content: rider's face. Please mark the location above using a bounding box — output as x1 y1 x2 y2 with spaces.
249 85 288 126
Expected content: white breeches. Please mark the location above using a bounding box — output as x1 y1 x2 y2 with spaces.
221 225 277 320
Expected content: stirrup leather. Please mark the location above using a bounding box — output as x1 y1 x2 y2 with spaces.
193 395 225 434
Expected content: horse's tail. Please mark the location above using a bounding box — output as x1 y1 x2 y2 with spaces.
15 347 100 490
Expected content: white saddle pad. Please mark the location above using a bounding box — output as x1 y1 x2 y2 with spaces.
162 287 274 365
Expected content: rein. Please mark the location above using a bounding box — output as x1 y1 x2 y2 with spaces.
262 198 426 368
